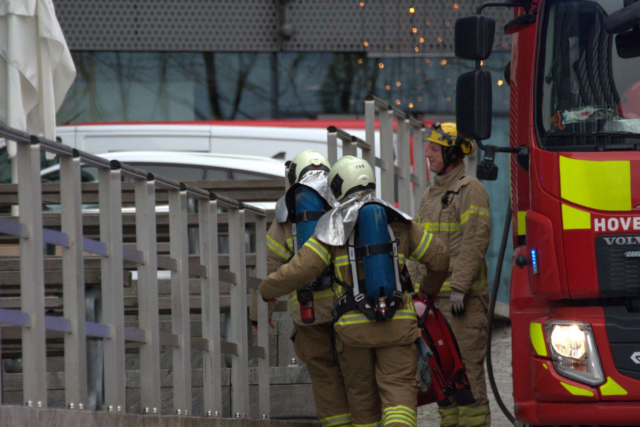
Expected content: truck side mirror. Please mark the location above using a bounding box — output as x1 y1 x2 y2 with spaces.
456 70 493 141
455 15 496 60
616 30 640 58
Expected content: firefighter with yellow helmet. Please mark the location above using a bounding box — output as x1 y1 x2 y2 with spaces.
407 122 492 427
250 150 351 426
259 156 450 427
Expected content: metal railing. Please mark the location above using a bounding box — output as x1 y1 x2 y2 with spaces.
327 95 429 215
0 125 271 419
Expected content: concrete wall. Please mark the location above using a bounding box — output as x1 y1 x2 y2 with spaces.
0 405 317 427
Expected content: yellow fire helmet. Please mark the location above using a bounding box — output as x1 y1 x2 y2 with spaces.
425 122 475 157
287 149 331 185
328 156 376 202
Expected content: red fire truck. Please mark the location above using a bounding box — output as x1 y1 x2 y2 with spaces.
455 0 640 425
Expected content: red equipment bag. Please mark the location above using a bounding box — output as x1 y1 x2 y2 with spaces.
414 294 475 407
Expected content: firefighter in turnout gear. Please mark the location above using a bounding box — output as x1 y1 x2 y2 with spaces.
250 150 351 427
259 156 450 427
407 123 492 427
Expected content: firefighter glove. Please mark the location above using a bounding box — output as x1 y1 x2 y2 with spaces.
450 290 466 316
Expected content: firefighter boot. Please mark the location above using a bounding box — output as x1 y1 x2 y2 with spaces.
293 323 351 427
437 295 491 427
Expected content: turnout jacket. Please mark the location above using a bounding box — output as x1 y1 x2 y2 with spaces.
250 218 335 326
259 219 449 348
407 162 491 297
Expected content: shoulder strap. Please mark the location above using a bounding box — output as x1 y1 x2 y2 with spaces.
388 224 403 295
348 231 361 297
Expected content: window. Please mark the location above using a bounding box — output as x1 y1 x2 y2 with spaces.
231 170 274 180
538 0 640 150
128 163 230 181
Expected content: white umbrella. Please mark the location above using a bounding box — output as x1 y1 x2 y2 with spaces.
0 0 76 160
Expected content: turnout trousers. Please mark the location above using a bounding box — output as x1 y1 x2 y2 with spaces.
436 296 491 427
337 338 419 427
293 323 351 427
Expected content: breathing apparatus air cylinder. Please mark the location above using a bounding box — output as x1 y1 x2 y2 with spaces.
294 186 326 324
358 204 396 315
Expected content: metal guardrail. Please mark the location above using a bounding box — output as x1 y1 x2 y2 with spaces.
327 95 429 216
0 125 271 419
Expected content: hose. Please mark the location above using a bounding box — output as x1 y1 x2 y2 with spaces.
486 202 516 425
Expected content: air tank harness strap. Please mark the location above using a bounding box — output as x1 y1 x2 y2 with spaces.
295 210 325 223
334 225 405 322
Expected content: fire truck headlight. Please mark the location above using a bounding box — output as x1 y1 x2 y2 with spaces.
546 321 605 387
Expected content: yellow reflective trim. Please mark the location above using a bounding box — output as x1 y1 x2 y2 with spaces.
335 309 416 326
560 381 594 397
383 412 416 422
560 156 632 211
530 322 548 357
438 407 458 416
304 239 330 266
286 238 294 250
600 376 628 396
383 407 417 422
410 231 428 260
562 204 592 230
410 231 433 261
320 412 351 422
267 235 292 260
421 222 461 232
304 243 329 265
543 363 548 370
381 418 415 427
517 211 527 236
309 237 330 257
460 206 491 225
319 413 352 427
458 405 489 415
416 233 433 261
440 281 488 293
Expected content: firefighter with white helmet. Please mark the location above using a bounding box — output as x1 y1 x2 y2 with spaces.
259 156 450 427
250 150 351 426
407 122 492 427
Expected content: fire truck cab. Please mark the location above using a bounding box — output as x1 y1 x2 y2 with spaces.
456 1 640 425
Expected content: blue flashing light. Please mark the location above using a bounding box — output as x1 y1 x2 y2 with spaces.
531 249 539 275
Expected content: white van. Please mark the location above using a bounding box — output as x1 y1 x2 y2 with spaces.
55 120 371 161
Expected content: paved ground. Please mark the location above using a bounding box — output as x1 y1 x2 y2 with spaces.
418 322 514 427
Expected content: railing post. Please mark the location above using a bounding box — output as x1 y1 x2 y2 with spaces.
255 215 270 419
343 139 357 157
327 128 338 165
412 127 428 216
169 188 192 415
60 153 88 408
228 207 250 417
379 108 395 204
17 139 47 407
99 165 126 411
135 177 161 413
199 198 223 417
363 97 377 169
398 119 412 212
